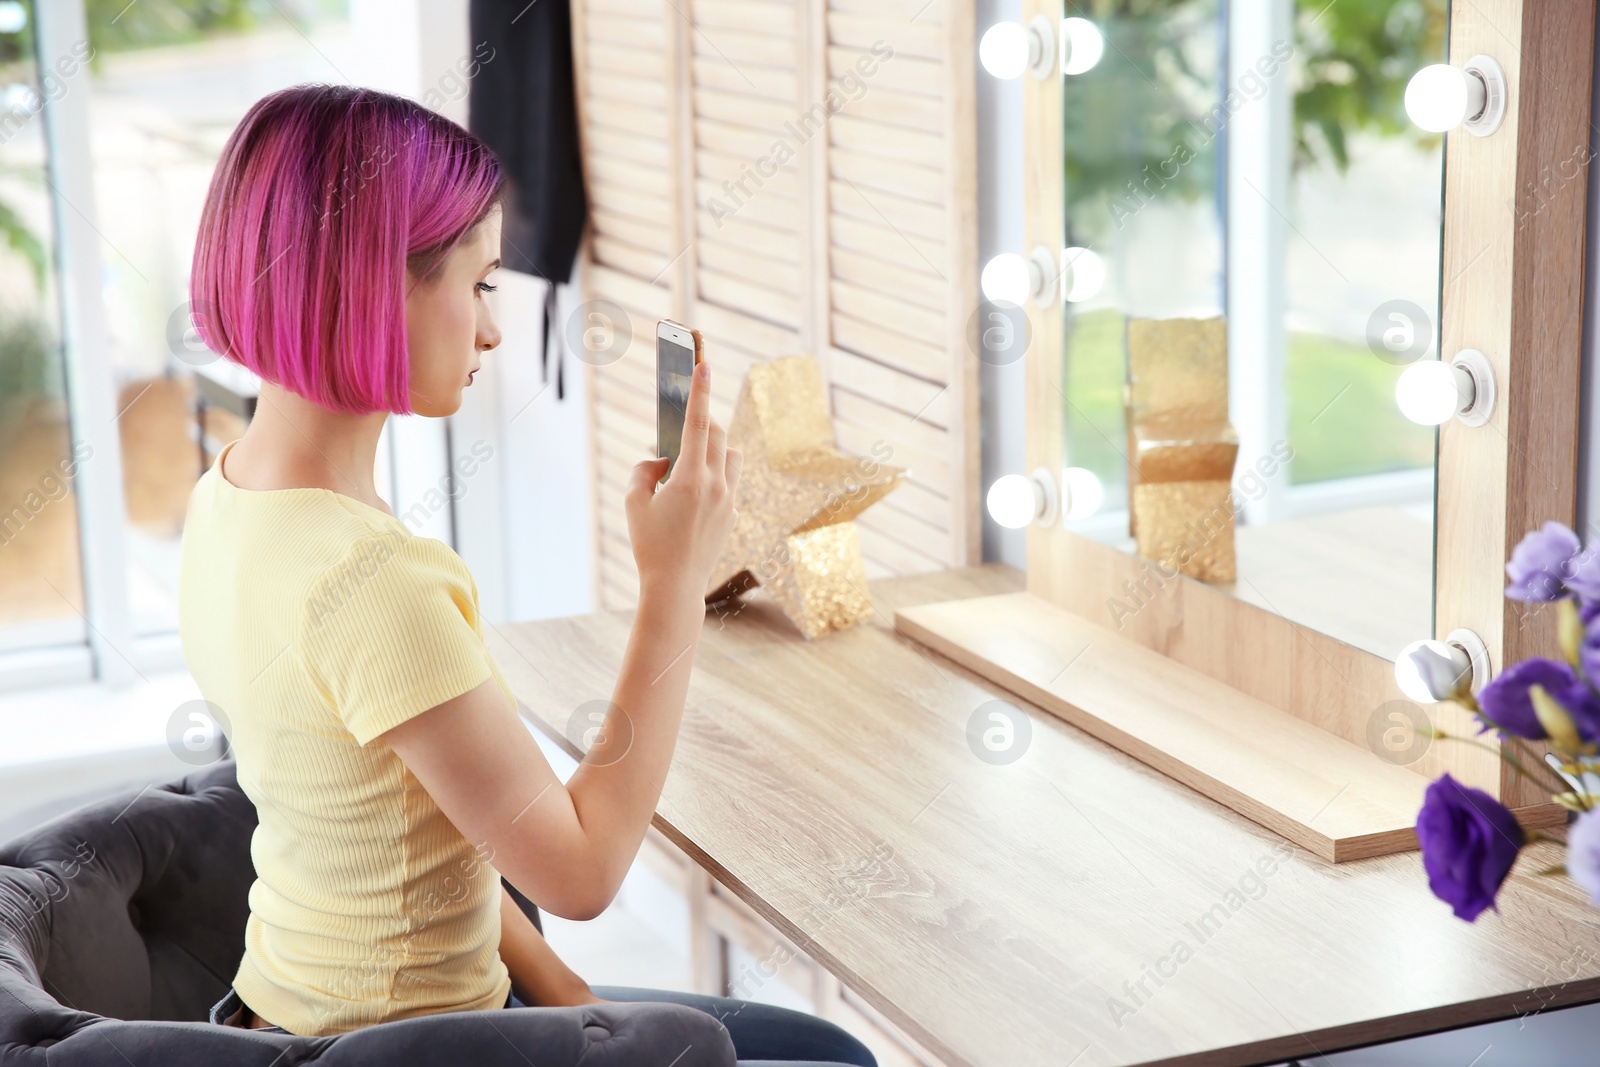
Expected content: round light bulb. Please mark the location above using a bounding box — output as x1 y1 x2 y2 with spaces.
1395 359 1472 426
987 474 1039 530
1062 247 1105 303
1061 466 1104 521
1395 639 1472 704
1404 64 1481 132
981 253 1031 306
1061 17 1104 76
979 23 1029 80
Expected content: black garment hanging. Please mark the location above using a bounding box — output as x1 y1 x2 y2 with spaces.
468 0 587 400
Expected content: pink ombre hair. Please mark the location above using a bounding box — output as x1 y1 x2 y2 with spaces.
190 84 506 414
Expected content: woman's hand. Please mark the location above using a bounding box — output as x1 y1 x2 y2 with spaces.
518 975 611 1007
625 357 743 605
547 984 611 1007
499 887 612 1007
386 364 744 924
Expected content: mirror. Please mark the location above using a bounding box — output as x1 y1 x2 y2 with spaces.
1053 0 1446 660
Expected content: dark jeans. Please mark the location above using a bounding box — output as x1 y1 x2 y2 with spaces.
207 986 289 1034
209 985 876 1066
557 986 875 1067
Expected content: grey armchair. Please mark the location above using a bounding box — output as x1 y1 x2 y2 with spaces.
0 760 735 1066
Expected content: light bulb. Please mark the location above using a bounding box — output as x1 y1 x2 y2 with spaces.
987 474 1039 530
1395 359 1473 426
1062 467 1103 520
1062 247 1105 303
979 23 1028 80
1395 639 1472 703
1405 63 1485 133
981 253 1031 306
1061 17 1104 76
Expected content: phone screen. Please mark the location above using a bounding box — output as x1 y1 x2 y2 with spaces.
656 329 696 479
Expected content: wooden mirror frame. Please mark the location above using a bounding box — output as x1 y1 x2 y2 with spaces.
898 0 1595 860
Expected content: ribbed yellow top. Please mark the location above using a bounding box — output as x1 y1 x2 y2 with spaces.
178 440 513 1036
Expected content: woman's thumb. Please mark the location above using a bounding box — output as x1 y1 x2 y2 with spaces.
627 455 672 499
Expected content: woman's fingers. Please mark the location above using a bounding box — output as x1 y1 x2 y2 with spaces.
678 359 712 473
706 417 727 483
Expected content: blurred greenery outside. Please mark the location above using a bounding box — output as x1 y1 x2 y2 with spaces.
1061 0 1447 490
1063 309 1435 486
79 0 346 60
0 0 58 450
0 0 348 444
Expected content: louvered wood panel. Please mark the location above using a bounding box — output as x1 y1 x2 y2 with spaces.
575 0 978 609
690 0 805 340
571 0 677 609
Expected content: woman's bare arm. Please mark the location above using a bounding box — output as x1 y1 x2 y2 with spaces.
382 359 740 920
498 885 605 1006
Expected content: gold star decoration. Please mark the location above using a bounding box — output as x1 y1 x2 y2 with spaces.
703 354 905 639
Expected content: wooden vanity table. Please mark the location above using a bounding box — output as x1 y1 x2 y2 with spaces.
487 566 1600 1067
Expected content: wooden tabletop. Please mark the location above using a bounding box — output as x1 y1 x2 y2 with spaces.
486 565 1600 1067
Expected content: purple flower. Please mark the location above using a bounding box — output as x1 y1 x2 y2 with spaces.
1568 809 1600 907
1476 658 1600 741
1580 602 1600 684
1506 521 1581 601
1567 543 1600 602
1416 774 1525 921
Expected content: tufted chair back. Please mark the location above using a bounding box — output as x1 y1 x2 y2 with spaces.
0 761 734 1066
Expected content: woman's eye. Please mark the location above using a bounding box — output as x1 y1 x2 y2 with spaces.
476 281 498 294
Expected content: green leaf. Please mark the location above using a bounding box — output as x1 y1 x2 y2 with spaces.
0 199 46 293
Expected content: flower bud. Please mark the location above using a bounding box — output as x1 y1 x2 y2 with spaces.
1530 683 1585 753
1559 597 1585 670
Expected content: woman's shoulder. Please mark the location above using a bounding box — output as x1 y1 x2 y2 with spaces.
306 520 472 599
299 502 479 613
185 466 474 600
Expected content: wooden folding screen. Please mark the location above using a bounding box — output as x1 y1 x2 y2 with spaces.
570 0 979 609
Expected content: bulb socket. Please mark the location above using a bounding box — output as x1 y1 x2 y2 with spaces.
1031 466 1060 526
1444 628 1492 694
1450 348 1496 427
1026 16 1056 79
1462 55 1506 137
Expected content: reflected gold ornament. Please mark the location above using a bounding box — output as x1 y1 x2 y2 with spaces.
705 354 905 639
1124 316 1238 583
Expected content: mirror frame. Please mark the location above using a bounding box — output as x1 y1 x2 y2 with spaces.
1021 0 1595 805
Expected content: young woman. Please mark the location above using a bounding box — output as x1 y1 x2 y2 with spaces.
182 84 874 1067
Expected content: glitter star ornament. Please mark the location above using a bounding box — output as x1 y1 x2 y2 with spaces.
703 354 906 639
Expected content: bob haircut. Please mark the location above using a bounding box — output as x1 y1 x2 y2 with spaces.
190 84 506 415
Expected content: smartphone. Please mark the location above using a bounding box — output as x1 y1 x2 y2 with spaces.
656 319 704 482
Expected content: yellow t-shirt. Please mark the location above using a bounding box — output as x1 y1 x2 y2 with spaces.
178 439 514 1036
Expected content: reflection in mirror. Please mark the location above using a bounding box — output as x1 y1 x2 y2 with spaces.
1056 0 1446 660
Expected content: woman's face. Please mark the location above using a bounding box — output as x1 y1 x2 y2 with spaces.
405 204 503 417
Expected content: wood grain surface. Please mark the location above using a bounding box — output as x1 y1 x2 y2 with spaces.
895 592 1442 863
487 566 1600 1067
